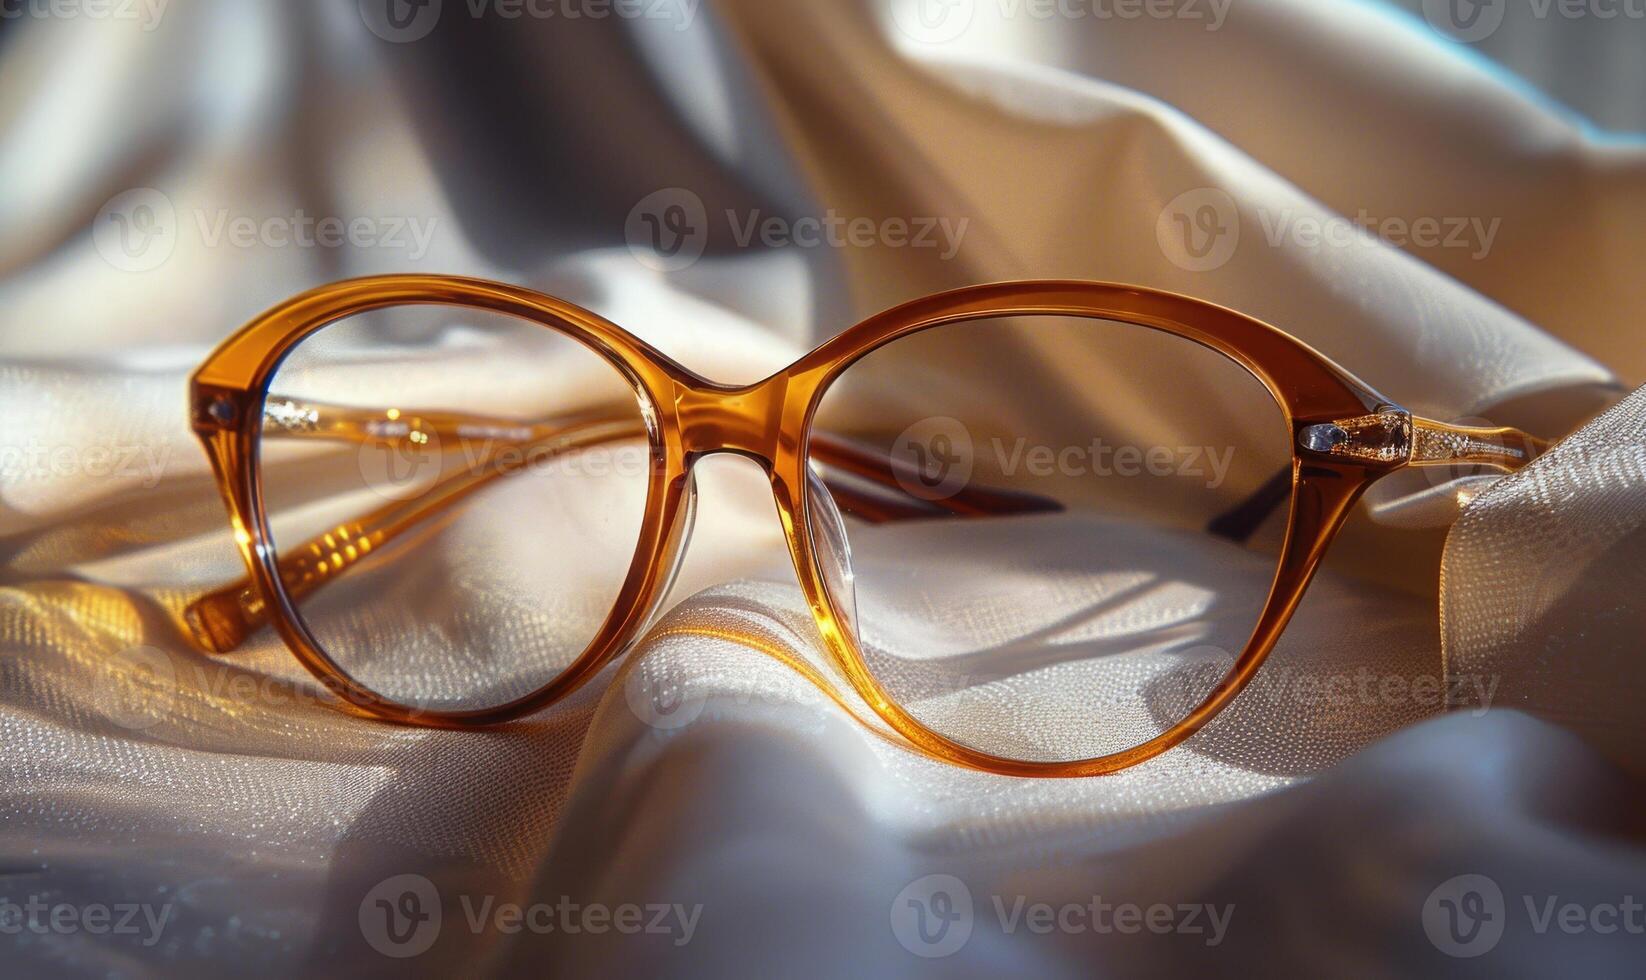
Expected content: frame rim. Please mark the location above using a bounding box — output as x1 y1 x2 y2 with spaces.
192 279 697 725
784 283 1391 776
190 274 1404 774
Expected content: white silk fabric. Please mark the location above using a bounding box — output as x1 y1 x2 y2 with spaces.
1 1 1644 975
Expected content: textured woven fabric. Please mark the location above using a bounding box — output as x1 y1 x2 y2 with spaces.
1443 385 1646 777
2 1 1644 976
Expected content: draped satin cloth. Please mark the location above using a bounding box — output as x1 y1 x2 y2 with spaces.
2 1 1645 975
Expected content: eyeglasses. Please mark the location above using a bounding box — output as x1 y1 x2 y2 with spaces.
185 275 1547 776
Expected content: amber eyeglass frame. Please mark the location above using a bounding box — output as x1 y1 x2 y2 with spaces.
188 275 1547 777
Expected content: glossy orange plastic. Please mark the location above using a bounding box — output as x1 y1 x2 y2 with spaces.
188 275 1549 776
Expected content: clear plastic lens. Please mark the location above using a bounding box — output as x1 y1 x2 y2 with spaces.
257 304 651 712
808 316 1293 763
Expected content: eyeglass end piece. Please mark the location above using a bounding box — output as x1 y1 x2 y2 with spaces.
1298 410 1412 465
183 588 257 654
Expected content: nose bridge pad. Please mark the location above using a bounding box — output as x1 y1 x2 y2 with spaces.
637 474 698 634
804 466 859 645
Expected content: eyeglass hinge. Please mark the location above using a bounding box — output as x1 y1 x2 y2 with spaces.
1297 406 1412 465
192 384 244 433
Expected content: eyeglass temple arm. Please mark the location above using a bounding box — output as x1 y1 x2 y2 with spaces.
184 398 1062 653
1207 413 1552 543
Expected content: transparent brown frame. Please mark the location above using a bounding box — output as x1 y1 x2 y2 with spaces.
188 274 1547 777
